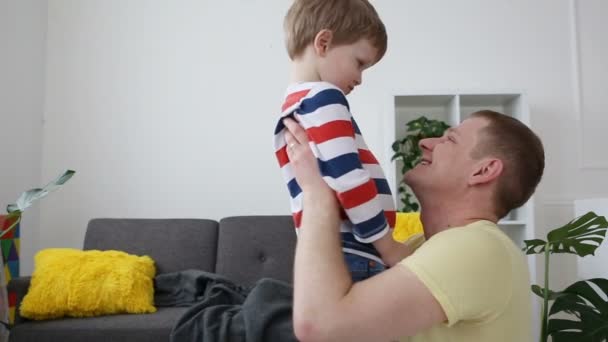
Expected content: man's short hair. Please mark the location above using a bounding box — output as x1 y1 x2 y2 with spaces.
470 110 545 218
284 0 387 63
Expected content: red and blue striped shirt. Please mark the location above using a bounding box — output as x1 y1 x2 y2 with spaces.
273 82 396 263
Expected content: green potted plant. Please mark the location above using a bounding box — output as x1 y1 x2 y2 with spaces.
391 116 450 212
524 211 608 342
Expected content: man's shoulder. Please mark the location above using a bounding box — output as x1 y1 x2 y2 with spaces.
413 220 513 261
430 220 500 242
439 220 506 242
461 220 524 257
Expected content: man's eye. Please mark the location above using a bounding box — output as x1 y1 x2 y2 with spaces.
448 136 456 143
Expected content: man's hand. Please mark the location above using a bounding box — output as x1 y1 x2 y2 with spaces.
283 118 334 197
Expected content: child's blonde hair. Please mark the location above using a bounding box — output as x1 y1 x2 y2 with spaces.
284 0 387 62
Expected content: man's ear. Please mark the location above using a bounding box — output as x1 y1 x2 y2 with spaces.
469 158 503 186
313 29 333 56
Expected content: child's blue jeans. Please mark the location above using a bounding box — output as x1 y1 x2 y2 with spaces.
344 253 386 282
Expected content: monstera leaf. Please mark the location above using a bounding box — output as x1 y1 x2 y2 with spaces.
525 212 608 342
548 279 608 342
523 212 608 257
6 170 75 214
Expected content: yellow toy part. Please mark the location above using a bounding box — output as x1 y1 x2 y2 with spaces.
393 212 424 243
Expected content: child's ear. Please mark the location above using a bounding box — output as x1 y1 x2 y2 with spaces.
469 158 503 186
313 29 333 56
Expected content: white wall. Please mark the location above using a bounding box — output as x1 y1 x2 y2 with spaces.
0 0 47 274
40 0 291 250
34 0 608 289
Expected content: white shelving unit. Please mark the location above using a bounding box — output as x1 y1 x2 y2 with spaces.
387 93 536 282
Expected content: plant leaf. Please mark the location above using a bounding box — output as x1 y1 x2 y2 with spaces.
523 239 548 255
390 152 405 162
7 170 76 213
548 278 608 341
546 212 608 256
392 116 449 213
531 284 563 300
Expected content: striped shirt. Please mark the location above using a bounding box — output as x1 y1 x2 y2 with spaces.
273 82 396 263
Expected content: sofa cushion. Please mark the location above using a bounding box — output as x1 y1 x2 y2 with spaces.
84 219 218 274
9 307 188 342
216 216 296 286
20 248 156 320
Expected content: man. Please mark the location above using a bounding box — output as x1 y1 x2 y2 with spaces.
282 110 544 342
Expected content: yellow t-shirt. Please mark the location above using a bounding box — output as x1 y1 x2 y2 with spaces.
399 220 532 342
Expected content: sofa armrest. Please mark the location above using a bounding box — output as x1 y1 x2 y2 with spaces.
7 276 31 325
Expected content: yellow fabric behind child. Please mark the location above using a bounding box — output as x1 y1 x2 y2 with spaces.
20 248 156 320
393 212 424 243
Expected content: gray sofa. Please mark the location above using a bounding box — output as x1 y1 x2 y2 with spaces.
8 216 297 342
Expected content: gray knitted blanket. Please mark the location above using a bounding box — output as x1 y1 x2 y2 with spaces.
154 269 297 342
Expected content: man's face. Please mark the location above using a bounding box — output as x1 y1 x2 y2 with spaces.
404 117 489 195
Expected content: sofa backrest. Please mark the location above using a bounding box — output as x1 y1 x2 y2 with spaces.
84 218 219 274
216 216 296 286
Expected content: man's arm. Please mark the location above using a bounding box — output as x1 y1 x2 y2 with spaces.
284 119 447 342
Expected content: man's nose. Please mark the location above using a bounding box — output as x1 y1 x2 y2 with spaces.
419 137 438 151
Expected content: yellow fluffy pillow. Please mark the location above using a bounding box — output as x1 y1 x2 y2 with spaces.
20 248 156 320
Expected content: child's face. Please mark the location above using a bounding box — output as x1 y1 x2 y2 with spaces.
317 38 378 95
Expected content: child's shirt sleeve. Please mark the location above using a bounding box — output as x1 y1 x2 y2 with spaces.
295 84 389 243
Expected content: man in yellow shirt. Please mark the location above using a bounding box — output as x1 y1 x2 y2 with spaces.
283 109 544 342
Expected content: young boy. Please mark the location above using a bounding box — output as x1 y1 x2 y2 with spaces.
273 0 410 280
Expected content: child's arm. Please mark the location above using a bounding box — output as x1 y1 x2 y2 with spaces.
294 85 399 255
373 233 414 267
376 213 424 266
